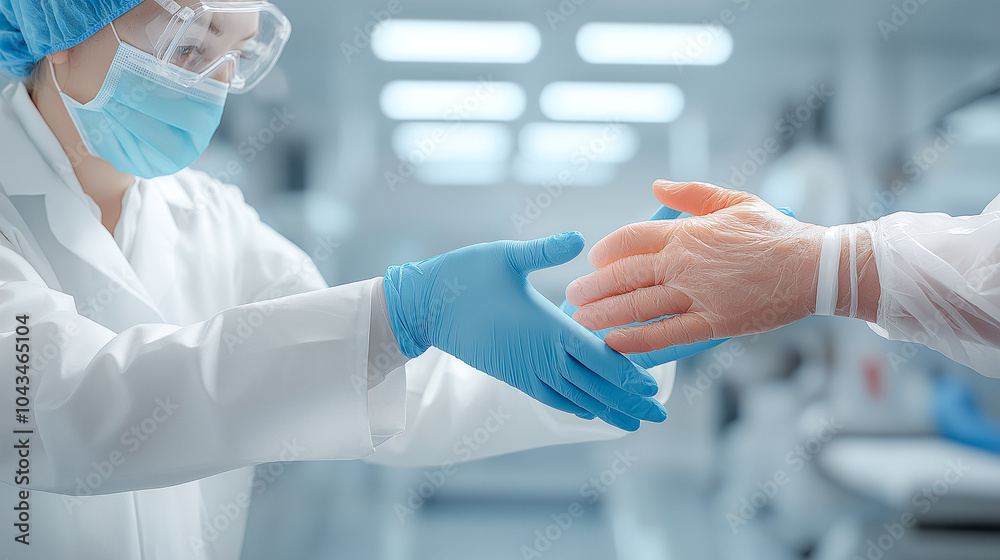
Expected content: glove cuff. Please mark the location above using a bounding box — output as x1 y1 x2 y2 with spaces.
383 266 431 359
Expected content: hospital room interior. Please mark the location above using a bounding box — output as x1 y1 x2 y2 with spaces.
9 0 999 558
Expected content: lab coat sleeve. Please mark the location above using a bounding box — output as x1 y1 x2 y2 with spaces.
364 349 675 468
866 198 1000 376
209 174 676 468
0 241 402 495
208 176 408 425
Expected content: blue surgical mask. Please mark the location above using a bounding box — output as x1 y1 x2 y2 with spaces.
49 22 229 179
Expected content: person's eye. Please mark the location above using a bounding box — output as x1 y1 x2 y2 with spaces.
173 44 204 66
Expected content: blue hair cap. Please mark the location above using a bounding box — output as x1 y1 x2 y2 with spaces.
0 0 144 78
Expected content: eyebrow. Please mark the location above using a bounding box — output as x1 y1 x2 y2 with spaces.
208 21 256 42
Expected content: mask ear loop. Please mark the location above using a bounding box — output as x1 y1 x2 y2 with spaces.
109 20 124 45
47 56 65 96
48 22 125 97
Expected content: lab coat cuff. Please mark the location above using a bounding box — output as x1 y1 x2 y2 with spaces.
368 367 407 443
366 279 408 443
367 279 409 389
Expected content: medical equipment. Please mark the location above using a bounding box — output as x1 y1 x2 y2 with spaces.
0 0 144 78
50 21 228 178
142 0 291 93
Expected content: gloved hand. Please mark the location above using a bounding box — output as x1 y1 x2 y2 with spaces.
565 180 822 354
384 232 668 431
560 202 795 365
559 300 723 368
558 205 728 367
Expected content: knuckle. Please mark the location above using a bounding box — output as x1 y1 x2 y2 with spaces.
610 262 630 294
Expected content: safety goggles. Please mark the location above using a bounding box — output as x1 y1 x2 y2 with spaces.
141 0 291 94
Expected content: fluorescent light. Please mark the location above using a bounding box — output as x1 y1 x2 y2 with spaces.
380 81 526 121
392 122 512 163
577 23 733 66
415 162 507 185
540 82 684 123
513 157 618 187
519 123 638 164
372 20 541 63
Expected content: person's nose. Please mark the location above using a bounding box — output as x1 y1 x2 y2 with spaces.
211 57 236 84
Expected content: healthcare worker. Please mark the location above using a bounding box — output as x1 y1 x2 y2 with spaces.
567 180 1000 378
0 1 688 558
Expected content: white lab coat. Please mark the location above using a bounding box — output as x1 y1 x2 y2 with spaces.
868 194 1000 377
0 83 674 560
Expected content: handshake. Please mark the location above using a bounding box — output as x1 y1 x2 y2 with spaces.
384 181 801 432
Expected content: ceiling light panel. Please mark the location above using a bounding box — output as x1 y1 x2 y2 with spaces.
373 20 541 63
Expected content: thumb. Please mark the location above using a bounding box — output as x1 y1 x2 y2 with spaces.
652 180 755 216
508 231 585 274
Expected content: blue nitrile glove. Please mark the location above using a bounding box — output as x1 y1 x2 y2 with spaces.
934 376 1000 454
559 205 795 368
383 232 668 431
558 300 722 368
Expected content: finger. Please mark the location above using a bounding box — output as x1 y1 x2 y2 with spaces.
629 338 727 369
776 207 795 218
506 231 585 274
562 326 658 396
604 313 715 354
561 354 667 422
573 286 691 331
587 221 671 269
652 181 756 217
544 374 642 432
530 380 598 419
566 253 663 306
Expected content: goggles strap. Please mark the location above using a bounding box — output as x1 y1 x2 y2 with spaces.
152 0 194 19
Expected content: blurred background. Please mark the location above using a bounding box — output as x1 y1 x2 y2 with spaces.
27 0 1000 558
222 0 1000 559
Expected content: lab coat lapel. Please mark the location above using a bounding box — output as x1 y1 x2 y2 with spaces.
121 178 180 310
0 95 166 331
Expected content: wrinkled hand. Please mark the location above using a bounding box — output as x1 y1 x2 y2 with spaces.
384 232 668 431
559 204 731 368
565 181 823 354
559 299 725 368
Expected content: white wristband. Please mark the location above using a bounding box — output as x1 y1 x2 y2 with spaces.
815 226 842 316
848 226 858 319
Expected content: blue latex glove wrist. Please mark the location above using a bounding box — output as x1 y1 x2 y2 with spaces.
383 232 668 431
559 205 795 368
